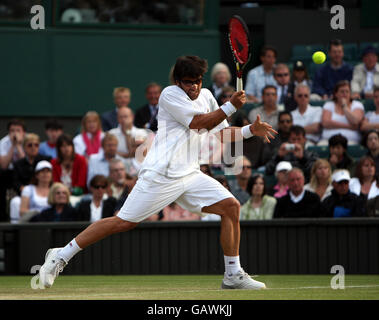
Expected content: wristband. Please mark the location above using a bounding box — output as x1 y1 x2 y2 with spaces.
241 125 254 139
220 101 237 117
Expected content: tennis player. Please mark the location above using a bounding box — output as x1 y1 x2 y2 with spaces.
38 56 277 290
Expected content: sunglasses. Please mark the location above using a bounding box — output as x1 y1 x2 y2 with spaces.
275 73 289 77
27 143 39 148
297 94 309 98
181 78 202 86
93 185 107 190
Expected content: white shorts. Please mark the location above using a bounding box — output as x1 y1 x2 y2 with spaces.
117 170 234 223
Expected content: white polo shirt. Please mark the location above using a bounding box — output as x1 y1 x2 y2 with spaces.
109 125 148 156
291 104 323 143
139 86 229 178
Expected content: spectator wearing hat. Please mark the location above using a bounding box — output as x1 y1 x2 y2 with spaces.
39 119 64 159
273 168 321 218
351 46 379 100
12 160 53 223
360 87 379 132
291 84 323 145
267 161 292 199
290 60 312 91
312 39 353 100
321 169 366 217
245 46 277 103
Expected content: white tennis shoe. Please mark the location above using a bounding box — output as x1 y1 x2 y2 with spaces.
39 248 67 288
221 269 266 290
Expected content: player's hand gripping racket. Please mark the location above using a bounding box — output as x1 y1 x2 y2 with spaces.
228 15 251 92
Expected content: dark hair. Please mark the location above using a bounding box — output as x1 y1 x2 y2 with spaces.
172 56 208 82
332 80 351 102
289 125 305 137
214 175 230 191
7 118 26 132
374 86 379 94
328 39 343 50
90 174 109 188
260 45 277 58
246 174 266 196
328 134 348 149
355 156 376 184
200 164 213 177
262 85 277 96
45 119 63 130
56 134 75 163
362 130 379 148
278 111 293 122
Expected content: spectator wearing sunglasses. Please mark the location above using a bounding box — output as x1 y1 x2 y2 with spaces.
291 84 323 145
228 156 253 205
274 63 296 112
77 175 117 222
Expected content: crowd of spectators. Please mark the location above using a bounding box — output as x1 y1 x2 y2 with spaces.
1 38 379 223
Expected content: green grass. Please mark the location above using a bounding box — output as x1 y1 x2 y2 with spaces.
0 275 378 300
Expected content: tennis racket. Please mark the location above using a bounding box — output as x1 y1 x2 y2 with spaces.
228 15 251 92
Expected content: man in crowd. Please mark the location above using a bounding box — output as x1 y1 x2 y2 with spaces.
245 46 277 103
273 168 321 218
274 63 296 111
101 87 131 131
134 82 162 132
327 134 355 176
39 119 64 159
312 39 353 100
228 156 252 205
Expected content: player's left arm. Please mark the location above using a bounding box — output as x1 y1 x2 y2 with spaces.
215 114 277 143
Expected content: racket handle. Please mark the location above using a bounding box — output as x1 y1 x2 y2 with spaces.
236 77 243 92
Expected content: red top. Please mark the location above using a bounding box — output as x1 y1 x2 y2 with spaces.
51 154 88 191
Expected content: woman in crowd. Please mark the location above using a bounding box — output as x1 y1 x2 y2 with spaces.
350 156 379 200
73 111 104 159
19 160 53 221
51 134 88 196
207 62 232 101
30 183 77 222
240 174 276 220
76 175 117 222
304 159 333 201
268 161 292 199
321 80 365 145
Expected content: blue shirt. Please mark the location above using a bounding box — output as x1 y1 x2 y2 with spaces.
39 141 57 159
245 65 277 101
312 62 353 96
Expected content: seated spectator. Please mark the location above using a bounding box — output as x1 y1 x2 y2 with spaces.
101 87 131 132
327 134 356 176
217 86 236 107
248 85 284 131
274 63 296 111
87 133 123 185
30 183 77 222
13 133 51 195
349 156 379 200
77 175 117 222
291 84 322 145
161 202 201 221
73 111 104 159
312 39 353 100
245 45 277 103
39 119 63 159
320 80 364 145
273 168 321 218
360 87 379 132
207 62 232 101
351 46 379 100
289 60 313 100
108 158 134 200
321 170 366 217
366 195 379 217
304 159 333 201
265 125 319 182
240 174 277 220
134 83 161 132
51 134 88 196
228 156 252 205
200 164 213 177
109 106 148 159
214 175 231 191
362 130 379 172
17 161 53 222
267 161 292 199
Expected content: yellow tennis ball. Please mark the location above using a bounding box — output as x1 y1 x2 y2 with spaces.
312 51 326 64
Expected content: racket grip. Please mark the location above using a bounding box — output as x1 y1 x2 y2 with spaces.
236 77 243 92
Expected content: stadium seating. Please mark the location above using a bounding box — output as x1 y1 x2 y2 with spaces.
359 41 379 57
343 42 359 61
290 44 325 63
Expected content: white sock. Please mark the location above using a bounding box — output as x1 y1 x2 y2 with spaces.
58 238 82 263
224 255 242 277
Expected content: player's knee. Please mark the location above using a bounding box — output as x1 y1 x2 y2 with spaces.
113 217 138 233
224 198 240 222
